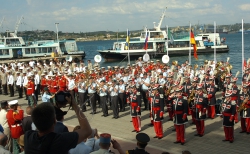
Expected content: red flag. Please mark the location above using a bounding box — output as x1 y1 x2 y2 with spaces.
190 30 198 59
243 59 247 71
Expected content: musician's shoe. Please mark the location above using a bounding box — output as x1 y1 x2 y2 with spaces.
167 119 173 121
199 134 203 137
172 128 176 131
132 130 136 132
230 140 234 143
153 136 158 138
158 137 162 139
181 142 185 145
173 141 181 144
194 134 199 136
222 139 229 142
239 131 246 133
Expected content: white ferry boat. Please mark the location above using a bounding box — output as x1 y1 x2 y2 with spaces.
0 18 85 60
97 9 229 62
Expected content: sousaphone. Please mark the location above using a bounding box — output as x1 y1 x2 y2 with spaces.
143 53 150 62
162 55 170 64
94 55 102 63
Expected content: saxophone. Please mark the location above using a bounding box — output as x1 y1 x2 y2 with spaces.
237 95 249 112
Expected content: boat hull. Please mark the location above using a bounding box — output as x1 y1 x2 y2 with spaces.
98 47 230 62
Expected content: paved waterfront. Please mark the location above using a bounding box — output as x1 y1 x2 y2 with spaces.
5 92 250 154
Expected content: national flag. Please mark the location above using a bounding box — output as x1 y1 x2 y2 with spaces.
125 29 130 50
243 59 247 71
144 30 149 50
190 30 198 59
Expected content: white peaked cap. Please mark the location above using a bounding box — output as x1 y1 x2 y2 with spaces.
8 100 18 105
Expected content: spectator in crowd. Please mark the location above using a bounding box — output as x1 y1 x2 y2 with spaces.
90 133 125 154
17 135 25 154
69 126 92 154
41 87 55 103
54 107 69 133
24 94 92 154
85 128 100 152
126 133 150 154
0 133 11 154
22 106 33 133
0 100 11 150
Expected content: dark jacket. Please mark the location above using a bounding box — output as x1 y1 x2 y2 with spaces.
54 122 69 133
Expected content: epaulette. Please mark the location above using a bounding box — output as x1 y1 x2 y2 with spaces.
160 94 164 98
231 100 236 105
183 96 187 100
136 92 140 95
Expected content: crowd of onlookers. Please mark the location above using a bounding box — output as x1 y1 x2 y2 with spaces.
0 92 192 154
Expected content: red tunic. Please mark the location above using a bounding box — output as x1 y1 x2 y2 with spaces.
58 78 67 91
27 80 35 95
50 80 58 93
6 109 24 139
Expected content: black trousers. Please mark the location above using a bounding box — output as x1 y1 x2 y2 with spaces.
141 90 148 109
17 85 23 98
89 93 96 113
3 84 7 95
111 96 119 118
8 84 14 96
118 93 125 111
35 84 40 101
100 96 108 116
79 92 86 111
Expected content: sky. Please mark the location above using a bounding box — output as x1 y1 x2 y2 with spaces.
0 0 250 33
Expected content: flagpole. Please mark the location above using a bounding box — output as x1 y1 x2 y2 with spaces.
189 22 191 65
242 19 244 77
127 29 130 64
167 25 169 55
214 21 216 63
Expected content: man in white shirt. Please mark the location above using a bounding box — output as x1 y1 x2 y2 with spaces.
22 72 28 100
7 71 14 97
34 71 40 101
16 72 23 98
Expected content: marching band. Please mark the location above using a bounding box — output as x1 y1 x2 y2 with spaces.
1 56 250 145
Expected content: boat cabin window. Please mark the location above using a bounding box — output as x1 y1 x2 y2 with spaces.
0 49 10 55
0 39 4 45
150 32 163 38
114 43 122 50
25 48 30 54
6 39 21 46
202 37 209 41
156 42 165 52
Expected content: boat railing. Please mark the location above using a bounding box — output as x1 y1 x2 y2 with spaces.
97 46 113 50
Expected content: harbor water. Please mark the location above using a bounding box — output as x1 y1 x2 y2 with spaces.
77 33 250 81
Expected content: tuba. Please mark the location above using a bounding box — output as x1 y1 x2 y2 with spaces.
172 60 178 66
237 95 249 112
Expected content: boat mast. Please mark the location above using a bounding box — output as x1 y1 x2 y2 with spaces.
154 7 167 31
10 16 24 37
0 17 5 38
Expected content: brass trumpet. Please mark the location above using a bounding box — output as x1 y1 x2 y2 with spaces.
172 60 178 66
